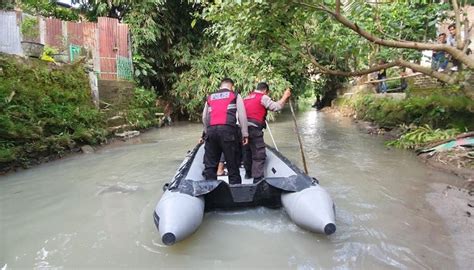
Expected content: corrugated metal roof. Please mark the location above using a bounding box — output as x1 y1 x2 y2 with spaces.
117 24 129 57
1 12 133 80
45 18 63 48
98 17 118 80
0 11 23 55
67 21 83 46
82 22 97 49
98 17 118 57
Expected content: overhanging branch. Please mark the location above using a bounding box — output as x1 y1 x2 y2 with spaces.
293 1 474 69
278 40 455 84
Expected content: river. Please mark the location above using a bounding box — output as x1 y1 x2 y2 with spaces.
0 110 470 269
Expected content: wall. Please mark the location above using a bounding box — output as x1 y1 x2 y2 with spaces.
0 11 133 81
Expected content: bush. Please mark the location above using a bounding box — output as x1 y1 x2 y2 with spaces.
125 87 160 129
0 54 107 171
344 93 474 130
386 124 460 149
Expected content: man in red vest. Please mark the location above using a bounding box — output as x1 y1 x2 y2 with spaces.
243 82 291 183
201 78 249 184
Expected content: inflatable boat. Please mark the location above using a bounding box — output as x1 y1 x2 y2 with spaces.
153 143 336 245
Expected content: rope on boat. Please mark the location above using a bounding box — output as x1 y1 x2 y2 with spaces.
265 120 279 151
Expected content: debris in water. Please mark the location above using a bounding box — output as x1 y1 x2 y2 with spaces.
115 130 140 140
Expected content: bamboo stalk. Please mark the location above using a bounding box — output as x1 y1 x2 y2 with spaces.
289 99 309 174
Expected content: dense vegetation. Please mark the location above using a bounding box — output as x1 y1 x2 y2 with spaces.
1 1 473 169
0 54 159 172
336 92 474 130
0 54 106 170
7 1 472 116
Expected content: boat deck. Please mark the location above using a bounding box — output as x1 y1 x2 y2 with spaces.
217 166 254 185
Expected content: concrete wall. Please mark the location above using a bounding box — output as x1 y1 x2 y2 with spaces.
98 80 135 105
409 75 444 90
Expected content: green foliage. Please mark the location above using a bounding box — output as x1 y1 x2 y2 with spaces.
0 54 107 170
386 124 460 149
20 17 39 40
191 0 454 108
0 0 15 10
121 0 204 95
343 93 474 130
78 0 134 21
78 0 465 118
347 1 449 62
20 0 80 21
125 87 160 129
173 46 293 120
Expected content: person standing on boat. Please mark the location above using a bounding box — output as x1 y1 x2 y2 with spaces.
201 78 249 185
243 82 291 183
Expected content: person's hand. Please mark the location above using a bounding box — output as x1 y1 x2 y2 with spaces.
198 137 204 144
284 88 291 98
242 137 248 146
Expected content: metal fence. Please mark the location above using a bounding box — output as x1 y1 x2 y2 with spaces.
0 11 133 81
0 11 22 55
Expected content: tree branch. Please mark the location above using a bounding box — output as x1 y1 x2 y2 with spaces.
452 0 462 50
278 39 455 84
293 1 474 69
397 59 455 84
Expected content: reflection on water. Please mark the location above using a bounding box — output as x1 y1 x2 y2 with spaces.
0 112 464 269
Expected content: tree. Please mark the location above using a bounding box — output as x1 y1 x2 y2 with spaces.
78 0 206 98
295 0 473 84
75 0 134 21
196 0 473 85
18 0 80 20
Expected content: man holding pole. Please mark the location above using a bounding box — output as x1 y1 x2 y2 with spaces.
243 82 291 183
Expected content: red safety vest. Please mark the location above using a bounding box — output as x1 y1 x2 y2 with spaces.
244 91 267 128
207 88 237 127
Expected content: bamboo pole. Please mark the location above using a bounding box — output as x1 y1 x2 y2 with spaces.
289 98 309 174
265 120 279 151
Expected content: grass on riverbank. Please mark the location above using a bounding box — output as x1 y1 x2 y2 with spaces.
334 93 474 131
333 91 474 176
0 54 160 172
0 54 107 171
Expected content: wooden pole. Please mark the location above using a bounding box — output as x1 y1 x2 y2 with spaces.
288 98 309 174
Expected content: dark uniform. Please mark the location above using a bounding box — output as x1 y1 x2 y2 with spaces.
243 87 288 182
202 88 248 184
243 91 267 181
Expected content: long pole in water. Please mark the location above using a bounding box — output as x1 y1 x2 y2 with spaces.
265 120 278 151
289 98 309 174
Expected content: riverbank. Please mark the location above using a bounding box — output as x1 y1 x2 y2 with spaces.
0 125 164 176
322 103 473 187
0 54 161 174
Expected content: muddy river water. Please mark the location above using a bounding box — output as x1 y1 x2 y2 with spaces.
0 110 470 269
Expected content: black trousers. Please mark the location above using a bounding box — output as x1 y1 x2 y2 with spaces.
244 126 266 179
203 125 242 184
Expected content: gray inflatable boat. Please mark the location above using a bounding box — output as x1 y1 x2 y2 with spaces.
154 143 336 246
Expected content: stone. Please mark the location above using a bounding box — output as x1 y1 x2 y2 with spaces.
80 145 94 154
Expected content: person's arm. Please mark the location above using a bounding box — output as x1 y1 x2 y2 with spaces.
261 88 291 112
236 94 248 144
